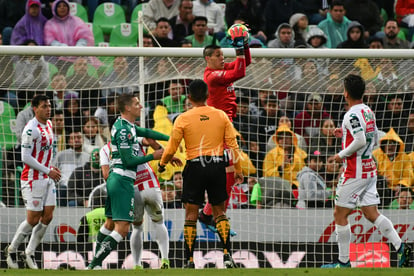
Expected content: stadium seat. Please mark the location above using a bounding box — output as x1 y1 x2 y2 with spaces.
130 3 148 26
69 2 88 22
109 23 138 47
85 23 105 46
93 2 126 35
66 63 99 79
0 101 17 150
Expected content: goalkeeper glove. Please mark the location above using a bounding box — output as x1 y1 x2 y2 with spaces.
158 163 166 173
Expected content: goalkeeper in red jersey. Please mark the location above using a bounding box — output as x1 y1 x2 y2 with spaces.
199 24 251 234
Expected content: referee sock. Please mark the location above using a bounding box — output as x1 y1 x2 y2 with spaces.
336 224 351 263
215 215 231 254
91 231 123 268
152 220 169 260
9 220 33 253
130 224 143 267
95 225 112 254
184 220 197 262
374 214 401 251
26 222 48 256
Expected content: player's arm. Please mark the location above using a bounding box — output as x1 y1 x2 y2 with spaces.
21 127 51 175
337 114 366 159
223 116 244 183
99 146 110 181
159 117 184 168
135 126 170 141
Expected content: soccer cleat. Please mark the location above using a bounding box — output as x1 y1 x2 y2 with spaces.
160 259 170 269
134 265 143 270
24 253 39 269
5 245 19 269
199 211 214 227
398 243 412 268
184 261 195 269
86 265 102 270
223 253 238 268
321 260 351 268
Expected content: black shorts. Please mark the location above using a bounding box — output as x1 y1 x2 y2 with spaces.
181 157 227 206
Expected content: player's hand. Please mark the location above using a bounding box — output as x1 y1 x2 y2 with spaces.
158 163 166 173
170 157 183 167
334 128 343 138
234 172 244 184
48 166 61 182
232 37 245 48
152 148 164 160
228 24 249 48
333 154 342 163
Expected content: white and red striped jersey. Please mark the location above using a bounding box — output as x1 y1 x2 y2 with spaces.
134 138 160 191
100 142 111 167
340 103 378 179
21 118 54 181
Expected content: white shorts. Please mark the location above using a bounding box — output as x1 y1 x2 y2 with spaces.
21 179 56 211
133 186 164 223
335 176 380 209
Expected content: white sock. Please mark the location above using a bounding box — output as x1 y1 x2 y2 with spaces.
374 214 401 251
336 224 351 263
26 222 48 256
152 220 169 260
110 231 123 243
9 220 34 252
100 225 112 236
130 224 143 267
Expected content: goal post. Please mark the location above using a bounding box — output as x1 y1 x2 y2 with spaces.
0 46 413 269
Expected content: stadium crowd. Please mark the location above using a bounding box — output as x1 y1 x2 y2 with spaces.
0 0 413 211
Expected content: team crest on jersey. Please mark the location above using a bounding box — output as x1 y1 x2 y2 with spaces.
33 200 40 207
350 115 361 129
128 133 132 140
227 85 235 93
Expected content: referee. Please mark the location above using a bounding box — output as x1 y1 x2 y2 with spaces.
159 79 243 268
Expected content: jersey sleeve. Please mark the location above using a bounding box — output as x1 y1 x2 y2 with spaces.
99 145 110 166
207 58 246 86
21 125 51 175
338 113 366 158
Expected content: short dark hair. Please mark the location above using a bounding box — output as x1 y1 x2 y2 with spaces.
330 0 345 9
368 36 384 46
344 74 365 100
117 93 136 113
31 94 50 108
385 19 399 27
156 17 170 25
193 16 208 24
203 44 221 58
188 79 208 102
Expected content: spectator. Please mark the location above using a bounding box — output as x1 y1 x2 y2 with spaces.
267 116 307 153
63 93 82 135
368 36 384 49
52 130 89 205
0 0 26 45
143 0 180 33
294 93 331 141
299 0 328 25
388 187 414 209
185 16 216 47
193 0 225 39
306 25 328 48
324 154 341 188
336 21 368 48
172 170 183 200
180 39 192 47
11 0 47 46
67 148 104 207
50 73 77 110
94 93 117 141
296 150 333 209
373 128 414 190
264 0 304 39
308 118 341 156
396 0 414 42
225 0 267 43
377 93 410 137
318 0 351 48
82 116 105 154
142 33 155 47
102 57 137 96
262 124 307 188
160 80 186 114
267 23 295 48
160 181 181 209
344 0 382 39
289 13 308 48
382 19 410 49
362 80 384 114
233 96 258 152
374 58 400 89
51 109 66 156
401 112 414 153
153 17 179 47
169 0 194 44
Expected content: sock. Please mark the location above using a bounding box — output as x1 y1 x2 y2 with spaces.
336 224 351 263
183 220 197 262
130 224 143 267
9 220 34 252
202 203 212 216
26 222 48 256
374 214 402 251
152 220 169 260
90 231 123 268
224 172 235 211
95 225 112 254
215 215 231 254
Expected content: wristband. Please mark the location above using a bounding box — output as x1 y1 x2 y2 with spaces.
235 47 244 56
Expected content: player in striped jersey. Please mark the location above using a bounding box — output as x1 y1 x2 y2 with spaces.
5 95 61 269
322 74 411 268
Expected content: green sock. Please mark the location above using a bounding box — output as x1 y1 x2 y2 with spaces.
95 231 108 254
90 235 118 268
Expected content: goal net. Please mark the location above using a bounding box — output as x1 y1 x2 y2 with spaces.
0 46 413 269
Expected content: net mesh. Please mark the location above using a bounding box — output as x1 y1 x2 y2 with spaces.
0 49 413 269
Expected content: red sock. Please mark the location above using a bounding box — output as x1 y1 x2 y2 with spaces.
203 202 212 216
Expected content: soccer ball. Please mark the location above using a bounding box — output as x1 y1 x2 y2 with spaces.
227 24 249 40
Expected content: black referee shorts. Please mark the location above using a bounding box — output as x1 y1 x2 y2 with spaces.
181 156 227 206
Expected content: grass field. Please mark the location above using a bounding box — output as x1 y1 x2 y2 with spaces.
1 268 413 276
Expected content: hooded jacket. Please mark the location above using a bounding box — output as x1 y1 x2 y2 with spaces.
267 23 295 48
296 166 331 209
373 128 414 188
336 21 368 48
306 26 327 48
11 0 47 45
318 12 351 48
263 124 307 187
